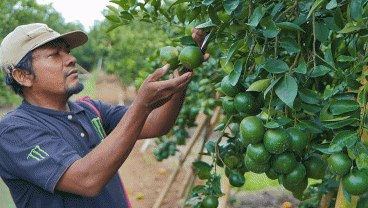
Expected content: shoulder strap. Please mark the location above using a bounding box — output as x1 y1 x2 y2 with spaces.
75 96 102 122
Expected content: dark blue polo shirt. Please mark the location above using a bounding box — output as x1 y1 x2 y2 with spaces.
0 99 131 207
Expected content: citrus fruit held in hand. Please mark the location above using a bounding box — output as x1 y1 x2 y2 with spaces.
222 98 238 114
328 152 352 176
286 127 309 153
229 171 246 187
342 168 368 196
159 46 180 68
272 152 297 174
221 75 239 97
223 153 242 169
244 155 270 173
240 116 265 145
246 143 271 164
202 195 219 208
283 163 307 185
263 129 291 154
179 46 203 69
304 154 327 180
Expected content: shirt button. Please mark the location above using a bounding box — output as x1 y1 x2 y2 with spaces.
68 115 73 120
81 133 85 137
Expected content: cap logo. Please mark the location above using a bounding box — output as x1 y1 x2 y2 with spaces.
26 27 55 39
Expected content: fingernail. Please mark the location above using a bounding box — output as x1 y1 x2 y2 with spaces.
163 64 170 71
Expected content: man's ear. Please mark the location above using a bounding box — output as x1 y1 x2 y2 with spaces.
12 68 35 87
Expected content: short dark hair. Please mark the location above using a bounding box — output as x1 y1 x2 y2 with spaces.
5 51 34 95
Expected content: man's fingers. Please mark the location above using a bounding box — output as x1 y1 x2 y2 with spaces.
156 72 192 92
203 53 210 62
148 64 170 81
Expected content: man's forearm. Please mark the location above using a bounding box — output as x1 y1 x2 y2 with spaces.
56 103 149 197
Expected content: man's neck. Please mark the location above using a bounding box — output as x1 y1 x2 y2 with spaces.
23 92 70 111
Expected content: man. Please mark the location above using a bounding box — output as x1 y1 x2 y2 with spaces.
0 23 209 207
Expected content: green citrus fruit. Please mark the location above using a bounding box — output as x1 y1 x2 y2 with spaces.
225 166 234 178
304 154 327 180
222 98 238 114
246 143 271 164
284 177 309 200
263 129 291 154
286 127 309 153
159 46 180 68
229 171 245 187
234 92 257 114
266 167 279 180
221 75 239 97
240 116 265 145
223 153 242 170
179 46 203 69
218 11 232 23
244 155 270 173
342 168 368 196
272 152 297 174
328 152 352 176
284 163 307 185
198 169 211 180
202 195 219 208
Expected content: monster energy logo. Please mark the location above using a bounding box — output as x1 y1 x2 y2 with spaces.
27 145 49 161
92 117 106 141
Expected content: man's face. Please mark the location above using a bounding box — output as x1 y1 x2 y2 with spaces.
31 39 84 97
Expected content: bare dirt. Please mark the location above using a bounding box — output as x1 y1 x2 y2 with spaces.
95 73 302 208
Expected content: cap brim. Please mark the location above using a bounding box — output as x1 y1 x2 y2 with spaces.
31 30 88 51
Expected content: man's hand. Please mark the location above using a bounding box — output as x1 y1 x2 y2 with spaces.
134 64 193 113
191 27 211 62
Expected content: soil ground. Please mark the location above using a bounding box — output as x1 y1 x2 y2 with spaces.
95 73 301 208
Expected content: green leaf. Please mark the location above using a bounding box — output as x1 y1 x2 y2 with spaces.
106 5 119 14
180 36 197 46
247 6 266 30
310 65 331 78
334 7 345 30
322 116 351 122
263 19 280 38
326 0 338 10
263 59 289 74
337 55 356 62
301 103 321 114
188 6 201 24
322 118 356 129
329 100 360 115
247 79 271 92
106 23 122 33
214 123 225 131
105 14 121 23
223 0 240 14
195 21 216 29
299 89 321 104
229 60 243 86
351 0 363 21
176 6 186 24
315 22 329 44
264 77 281 99
338 22 362 33
307 0 328 19
276 22 305 32
192 161 212 171
205 141 215 154
280 37 301 54
356 153 368 173
297 120 323 133
226 40 244 65
312 143 340 154
120 11 134 20
202 0 215 6
324 45 335 68
294 61 307 74
329 130 358 152
212 176 224 195
276 117 292 126
264 121 281 128
208 6 221 25
275 75 298 108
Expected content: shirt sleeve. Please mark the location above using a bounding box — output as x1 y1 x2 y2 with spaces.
0 124 81 193
87 100 129 135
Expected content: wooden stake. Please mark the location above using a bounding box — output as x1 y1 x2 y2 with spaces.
152 115 211 208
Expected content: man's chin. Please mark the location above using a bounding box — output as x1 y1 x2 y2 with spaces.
66 82 84 96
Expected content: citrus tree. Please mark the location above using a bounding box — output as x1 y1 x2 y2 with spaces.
105 0 368 207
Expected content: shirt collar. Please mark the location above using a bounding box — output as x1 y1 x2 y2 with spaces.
20 99 85 115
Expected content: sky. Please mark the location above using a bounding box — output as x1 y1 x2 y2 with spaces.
36 0 116 32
